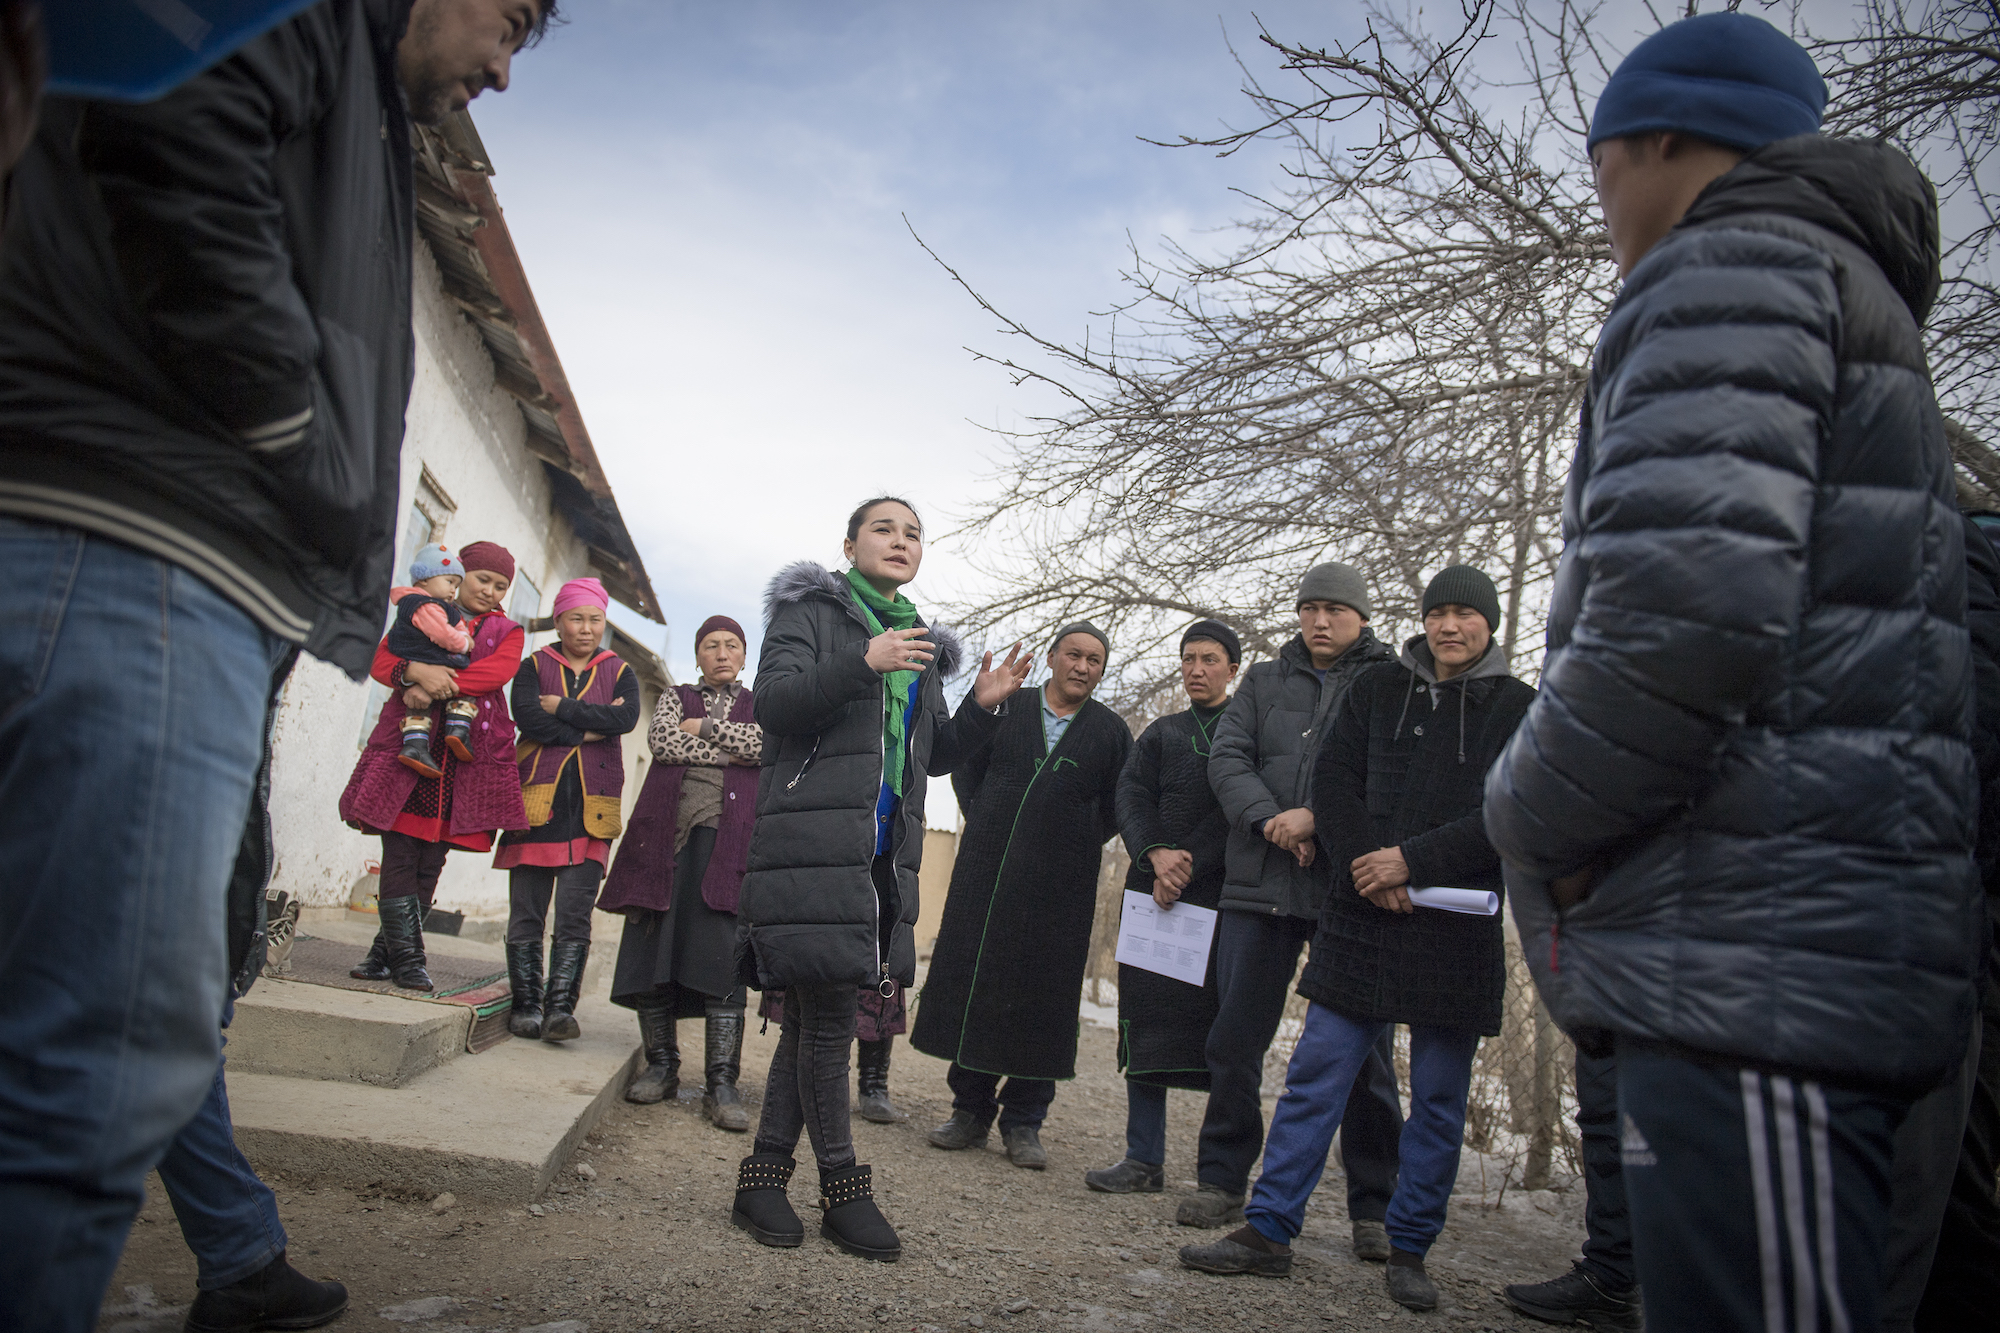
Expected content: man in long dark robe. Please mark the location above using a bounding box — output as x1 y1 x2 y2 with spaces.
1085 619 1240 1195
913 623 1132 1169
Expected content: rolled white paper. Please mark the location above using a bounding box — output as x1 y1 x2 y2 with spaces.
1407 886 1500 916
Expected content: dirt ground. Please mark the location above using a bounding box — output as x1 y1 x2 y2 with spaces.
98 1021 1589 1333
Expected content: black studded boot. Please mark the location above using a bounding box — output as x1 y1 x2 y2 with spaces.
731 1153 804 1247
625 992 680 1103
819 1163 900 1261
377 894 433 992
541 939 588 1042
856 1036 907 1123
505 940 544 1039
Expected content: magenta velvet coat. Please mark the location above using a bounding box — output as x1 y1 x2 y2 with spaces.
338 612 530 838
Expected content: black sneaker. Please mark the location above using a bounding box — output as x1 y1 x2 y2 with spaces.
927 1109 992 1151
1001 1125 1048 1170
1084 1158 1164 1194
1385 1251 1437 1311
184 1253 347 1333
1178 1225 1293 1278
1504 1263 1643 1330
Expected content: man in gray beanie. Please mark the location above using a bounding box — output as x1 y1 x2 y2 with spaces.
1180 561 1405 1256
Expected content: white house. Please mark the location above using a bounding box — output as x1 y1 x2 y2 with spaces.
264 112 666 926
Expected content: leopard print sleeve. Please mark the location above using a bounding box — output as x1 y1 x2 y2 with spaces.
648 689 726 766
710 716 765 763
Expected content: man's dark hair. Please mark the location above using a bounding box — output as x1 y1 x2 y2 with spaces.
527 0 564 46
846 496 922 542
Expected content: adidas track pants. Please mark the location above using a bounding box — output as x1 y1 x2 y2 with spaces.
1616 1040 1911 1333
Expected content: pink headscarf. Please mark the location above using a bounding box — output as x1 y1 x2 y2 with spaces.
552 577 609 618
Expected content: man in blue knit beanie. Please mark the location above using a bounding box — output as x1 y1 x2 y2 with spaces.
1486 11 1977 1333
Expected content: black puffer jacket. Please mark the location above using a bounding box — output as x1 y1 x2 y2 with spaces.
736 562 995 992
1485 135 1982 1094
0 0 415 678
1303 643 1535 1035
1208 630 1394 918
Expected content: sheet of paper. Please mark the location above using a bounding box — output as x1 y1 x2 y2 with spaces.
1408 886 1500 916
1113 890 1218 988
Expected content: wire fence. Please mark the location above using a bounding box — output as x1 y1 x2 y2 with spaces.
1085 844 1580 1204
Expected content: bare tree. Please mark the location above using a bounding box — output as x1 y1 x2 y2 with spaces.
1809 0 2000 503
938 0 1611 704
943 0 2000 702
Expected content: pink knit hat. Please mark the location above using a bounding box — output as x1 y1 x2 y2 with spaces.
552 576 609 618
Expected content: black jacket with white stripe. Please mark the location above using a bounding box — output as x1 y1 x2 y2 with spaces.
0 0 416 676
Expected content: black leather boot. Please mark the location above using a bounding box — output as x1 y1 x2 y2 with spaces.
731 1153 803 1247
348 933 390 981
350 898 426 982
183 1251 348 1332
505 940 544 1040
377 894 433 992
819 1163 900 1261
541 939 588 1041
856 1036 907 1123
625 992 679 1103
702 1006 749 1131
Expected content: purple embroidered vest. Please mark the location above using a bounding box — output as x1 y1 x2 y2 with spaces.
518 646 627 839
599 683 759 916
338 612 529 837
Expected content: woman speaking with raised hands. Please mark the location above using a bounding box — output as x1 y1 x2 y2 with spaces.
728 496 1031 1263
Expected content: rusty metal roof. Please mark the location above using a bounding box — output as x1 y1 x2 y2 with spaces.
412 112 662 623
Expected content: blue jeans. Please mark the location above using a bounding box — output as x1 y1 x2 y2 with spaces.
1126 1081 1169 1166
1200 910 1402 1214
0 521 284 1331
1245 1003 1478 1254
158 1004 286 1290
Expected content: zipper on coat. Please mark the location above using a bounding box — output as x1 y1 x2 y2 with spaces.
785 733 822 790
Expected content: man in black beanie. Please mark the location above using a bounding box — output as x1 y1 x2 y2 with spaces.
1486 13 1977 1332
1186 562 1403 1257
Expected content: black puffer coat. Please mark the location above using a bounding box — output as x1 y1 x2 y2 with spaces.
1484 135 1982 1095
0 0 414 677
1302 643 1535 1035
1208 631 1394 919
736 562 993 993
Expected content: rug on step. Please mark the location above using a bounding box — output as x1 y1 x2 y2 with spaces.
268 935 514 1053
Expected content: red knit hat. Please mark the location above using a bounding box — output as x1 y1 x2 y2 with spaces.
457 541 515 583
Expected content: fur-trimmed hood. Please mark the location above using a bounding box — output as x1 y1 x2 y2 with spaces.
764 560 965 678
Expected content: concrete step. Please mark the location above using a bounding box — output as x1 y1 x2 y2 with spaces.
230 979 470 1088
226 993 640 1203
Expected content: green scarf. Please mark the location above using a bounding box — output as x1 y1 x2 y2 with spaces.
844 567 920 797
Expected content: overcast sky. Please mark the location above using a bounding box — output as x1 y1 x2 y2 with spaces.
466 1 1873 685
465 0 1376 684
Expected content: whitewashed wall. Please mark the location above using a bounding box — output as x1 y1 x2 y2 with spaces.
264 242 598 919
